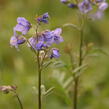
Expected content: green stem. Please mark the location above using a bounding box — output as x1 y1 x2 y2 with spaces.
35 24 42 109
73 15 84 109
27 23 42 109
73 77 78 109
37 51 42 109
14 92 23 109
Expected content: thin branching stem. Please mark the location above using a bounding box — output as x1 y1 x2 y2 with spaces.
14 91 23 109
35 24 42 109
40 50 48 69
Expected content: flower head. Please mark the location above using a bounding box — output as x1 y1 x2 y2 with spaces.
42 30 54 46
10 32 26 48
36 41 47 50
28 28 63 51
90 10 104 20
67 3 77 8
28 36 47 50
0 85 17 94
50 48 60 58
28 37 37 49
43 13 49 19
52 28 64 44
60 0 69 4
98 2 108 11
14 17 31 35
37 12 49 24
38 28 63 46
78 0 92 13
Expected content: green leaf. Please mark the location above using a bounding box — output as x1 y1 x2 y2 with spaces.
53 61 67 68
73 64 87 74
92 48 109 56
63 77 74 89
44 87 55 96
43 60 53 69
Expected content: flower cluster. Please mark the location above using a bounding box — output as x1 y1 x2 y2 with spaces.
60 0 77 8
28 28 63 58
78 0 108 19
36 12 49 24
0 85 17 94
10 17 31 49
14 17 31 35
60 0 108 19
90 0 108 19
10 13 63 59
10 32 26 49
78 0 92 13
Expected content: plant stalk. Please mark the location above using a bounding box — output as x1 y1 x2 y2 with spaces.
14 92 23 109
73 16 84 109
37 51 42 109
35 24 42 109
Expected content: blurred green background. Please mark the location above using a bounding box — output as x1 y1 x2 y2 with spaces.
0 0 109 109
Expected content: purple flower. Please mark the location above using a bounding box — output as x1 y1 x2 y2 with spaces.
50 48 60 58
67 3 77 8
42 30 54 46
10 36 18 48
28 37 47 50
98 2 108 11
78 0 92 13
10 32 26 48
39 28 63 46
60 0 69 4
28 37 37 49
52 28 64 44
37 13 49 24
43 13 49 19
0 85 17 94
42 31 53 41
36 41 47 50
28 28 63 51
90 10 104 20
14 17 31 35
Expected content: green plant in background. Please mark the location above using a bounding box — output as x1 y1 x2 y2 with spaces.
59 0 109 109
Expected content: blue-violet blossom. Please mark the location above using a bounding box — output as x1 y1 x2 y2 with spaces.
37 13 49 24
50 48 60 58
67 3 77 8
28 28 63 51
60 0 69 4
90 10 104 20
78 0 92 13
10 32 26 48
52 28 64 44
98 2 108 11
14 17 31 35
36 41 47 50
